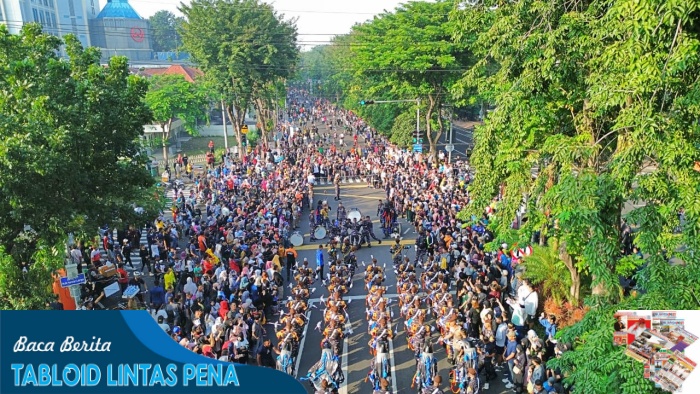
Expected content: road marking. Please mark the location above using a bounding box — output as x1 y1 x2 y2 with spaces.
339 320 351 394
314 184 367 191
293 238 413 251
294 310 311 378
387 305 399 394
315 192 379 201
404 228 411 234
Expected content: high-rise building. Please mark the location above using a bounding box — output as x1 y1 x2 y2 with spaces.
89 0 152 62
0 0 91 48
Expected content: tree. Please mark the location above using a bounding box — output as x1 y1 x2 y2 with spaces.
0 24 154 309
390 111 419 148
179 0 298 156
252 79 286 145
149 10 184 53
145 74 209 167
452 0 700 391
349 0 469 160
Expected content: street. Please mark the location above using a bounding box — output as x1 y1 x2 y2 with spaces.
99 120 512 394
274 183 512 394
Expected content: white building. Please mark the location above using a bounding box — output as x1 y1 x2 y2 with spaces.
0 0 91 48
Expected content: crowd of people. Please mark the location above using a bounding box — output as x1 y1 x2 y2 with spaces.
70 89 574 394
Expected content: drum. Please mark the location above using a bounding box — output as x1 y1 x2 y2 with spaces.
314 226 327 239
221 207 230 217
290 232 304 247
347 209 362 222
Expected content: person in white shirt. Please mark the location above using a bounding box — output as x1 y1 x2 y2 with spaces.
517 281 539 322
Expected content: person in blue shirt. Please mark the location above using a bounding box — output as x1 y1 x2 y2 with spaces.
315 244 325 279
150 279 166 312
539 313 557 359
502 331 518 389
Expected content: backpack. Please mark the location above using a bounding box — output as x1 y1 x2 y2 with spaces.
165 304 176 325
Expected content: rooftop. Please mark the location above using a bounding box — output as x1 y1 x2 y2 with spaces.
95 0 142 20
130 65 203 82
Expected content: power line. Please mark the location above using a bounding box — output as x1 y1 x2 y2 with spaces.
0 19 368 36
1 21 460 50
0 20 456 43
132 0 458 16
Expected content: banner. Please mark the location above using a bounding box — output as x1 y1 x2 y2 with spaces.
0 311 306 394
615 310 700 393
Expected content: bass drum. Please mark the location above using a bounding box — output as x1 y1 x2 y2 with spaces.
289 232 304 247
314 226 327 240
347 209 362 222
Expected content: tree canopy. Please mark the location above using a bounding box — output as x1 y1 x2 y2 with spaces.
179 0 298 153
148 10 184 53
451 0 700 391
145 74 209 166
0 24 155 309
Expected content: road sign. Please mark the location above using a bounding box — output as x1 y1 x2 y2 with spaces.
241 125 249 134
60 273 86 288
445 144 455 152
413 143 423 153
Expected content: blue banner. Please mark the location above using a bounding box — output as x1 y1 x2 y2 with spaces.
0 311 306 394
59 274 86 288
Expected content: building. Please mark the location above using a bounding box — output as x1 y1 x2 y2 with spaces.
88 0 152 62
130 64 203 82
0 0 91 49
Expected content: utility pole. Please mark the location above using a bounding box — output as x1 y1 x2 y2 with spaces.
221 100 229 152
448 108 454 164
64 233 82 309
416 98 420 150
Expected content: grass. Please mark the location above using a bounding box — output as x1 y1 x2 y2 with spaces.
178 136 228 157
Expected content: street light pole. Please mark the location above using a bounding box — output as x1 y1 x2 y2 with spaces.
416 98 420 149
221 100 229 153
64 233 81 309
448 108 454 164
360 98 422 150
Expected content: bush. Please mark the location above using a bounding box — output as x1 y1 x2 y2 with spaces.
522 245 574 304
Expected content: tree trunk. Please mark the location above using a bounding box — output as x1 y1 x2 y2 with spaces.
556 238 581 302
161 121 171 169
226 105 243 158
425 94 440 163
254 98 269 145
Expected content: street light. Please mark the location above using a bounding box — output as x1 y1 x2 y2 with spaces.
442 105 454 164
359 98 421 152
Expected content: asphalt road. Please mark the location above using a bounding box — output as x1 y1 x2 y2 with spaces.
281 182 512 394
98 114 512 393
435 122 476 162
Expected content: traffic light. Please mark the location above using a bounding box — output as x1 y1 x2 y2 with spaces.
360 100 375 105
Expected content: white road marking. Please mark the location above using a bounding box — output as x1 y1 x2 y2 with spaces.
387 305 399 394
294 310 311 378
404 228 411 234
339 320 352 394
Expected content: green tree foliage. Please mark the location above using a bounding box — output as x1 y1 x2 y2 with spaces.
148 10 184 52
522 244 576 304
179 0 298 155
145 74 209 166
0 25 154 309
452 0 700 391
390 111 420 148
349 0 469 159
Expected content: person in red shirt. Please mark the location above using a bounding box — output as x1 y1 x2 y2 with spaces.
202 258 213 275
208 140 214 153
197 233 207 256
116 264 129 294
